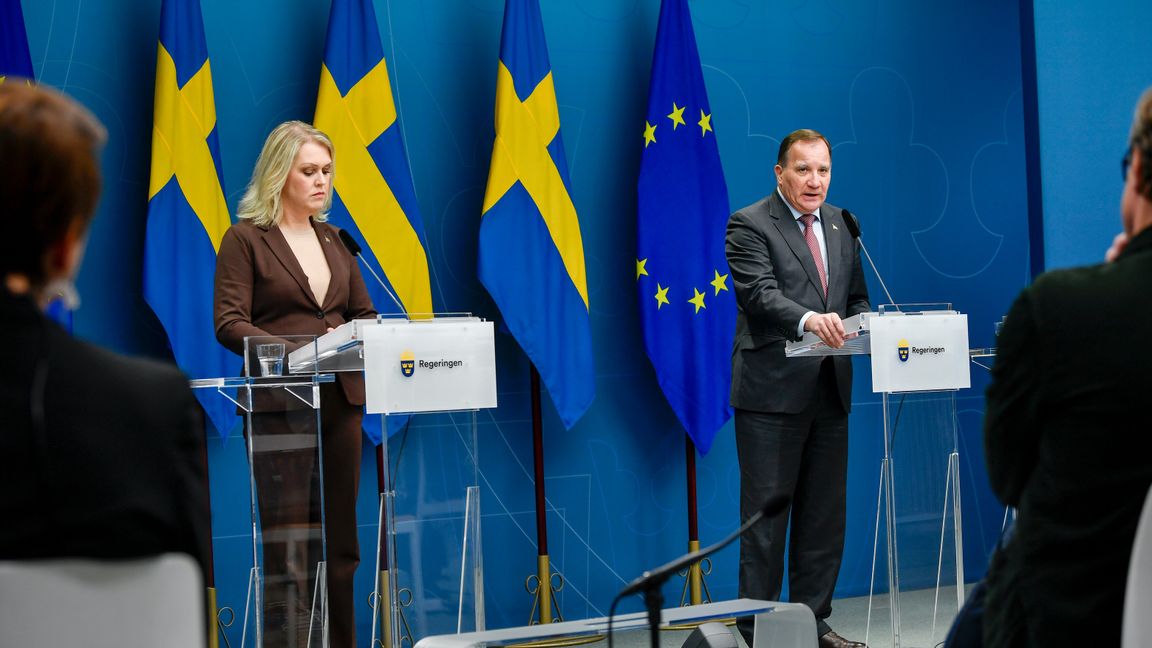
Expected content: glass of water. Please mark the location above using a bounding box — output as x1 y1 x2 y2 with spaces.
255 343 285 376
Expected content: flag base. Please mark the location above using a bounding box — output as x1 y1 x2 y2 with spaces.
526 554 563 625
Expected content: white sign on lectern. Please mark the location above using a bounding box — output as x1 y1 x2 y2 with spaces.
869 311 970 393
362 318 498 414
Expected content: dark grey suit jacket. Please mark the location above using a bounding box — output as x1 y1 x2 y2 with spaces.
0 289 210 583
725 191 870 413
982 226 1152 647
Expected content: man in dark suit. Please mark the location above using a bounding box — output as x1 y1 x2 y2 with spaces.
0 84 210 582
726 129 870 648
980 88 1152 647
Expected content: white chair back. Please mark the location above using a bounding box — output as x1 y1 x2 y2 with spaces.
1124 484 1152 648
0 552 204 648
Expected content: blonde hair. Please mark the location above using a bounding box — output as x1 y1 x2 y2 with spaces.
236 121 335 227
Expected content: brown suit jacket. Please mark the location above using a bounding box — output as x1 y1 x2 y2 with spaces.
214 218 376 404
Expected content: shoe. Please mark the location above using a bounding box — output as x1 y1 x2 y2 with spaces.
818 630 867 648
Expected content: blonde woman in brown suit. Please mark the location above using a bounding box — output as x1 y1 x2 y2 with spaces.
214 121 375 648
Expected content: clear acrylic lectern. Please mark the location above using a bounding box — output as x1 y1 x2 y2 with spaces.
191 334 331 648
786 304 971 648
288 315 498 647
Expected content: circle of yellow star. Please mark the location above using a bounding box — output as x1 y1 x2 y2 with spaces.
667 102 686 130
698 110 712 137
711 269 729 295
688 287 706 313
636 258 649 281
655 283 670 309
644 120 657 147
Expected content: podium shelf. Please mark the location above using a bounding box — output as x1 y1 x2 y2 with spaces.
784 312 873 357
188 374 335 390
287 318 374 374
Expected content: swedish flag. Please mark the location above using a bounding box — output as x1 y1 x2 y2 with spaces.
636 0 733 454
144 0 236 437
314 0 433 443
0 0 33 83
480 0 595 429
314 0 433 320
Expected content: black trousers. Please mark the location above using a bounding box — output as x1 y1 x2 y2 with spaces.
735 359 848 642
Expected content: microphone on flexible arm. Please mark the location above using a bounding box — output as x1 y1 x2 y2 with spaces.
609 494 791 648
618 493 789 598
337 229 409 319
841 209 898 309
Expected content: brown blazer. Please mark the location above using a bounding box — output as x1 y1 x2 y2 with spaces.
214 218 377 404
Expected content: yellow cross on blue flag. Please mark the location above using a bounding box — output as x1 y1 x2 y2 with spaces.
314 0 433 321
480 0 595 429
637 0 734 454
143 0 236 437
314 0 434 443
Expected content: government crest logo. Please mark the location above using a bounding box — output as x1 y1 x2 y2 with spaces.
400 350 415 377
897 339 910 362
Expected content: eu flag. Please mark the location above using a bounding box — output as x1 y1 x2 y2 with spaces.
144 0 236 437
0 0 33 82
637 0 733 454
314 0 434 443
479 0 595 429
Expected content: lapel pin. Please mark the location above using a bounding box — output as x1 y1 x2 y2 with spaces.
832 224 838 230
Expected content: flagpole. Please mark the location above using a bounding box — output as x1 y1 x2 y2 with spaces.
376 444 387 549
375 444 394 646
685 435 703 606
527 365 561 624
201 431 220 648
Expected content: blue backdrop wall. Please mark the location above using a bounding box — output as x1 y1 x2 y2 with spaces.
1032 1 1152 270
14 0 1093 643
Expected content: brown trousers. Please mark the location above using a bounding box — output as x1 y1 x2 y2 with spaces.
248 383 361 648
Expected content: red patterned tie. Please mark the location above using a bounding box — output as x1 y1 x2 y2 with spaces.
800 213 828 297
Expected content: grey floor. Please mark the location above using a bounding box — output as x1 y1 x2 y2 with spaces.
823 585 964 648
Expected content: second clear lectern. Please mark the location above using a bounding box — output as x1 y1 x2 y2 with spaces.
786 305 971 648
288 315 498 648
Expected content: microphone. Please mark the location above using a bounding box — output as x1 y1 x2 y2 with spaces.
617 493 790 598
841 209 898 308
608 494 791 648
841 208 861 240
337 229 409 318
336 228 363 255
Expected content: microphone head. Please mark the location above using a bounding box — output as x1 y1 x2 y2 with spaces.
337 228 362 255
841 209 861 240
